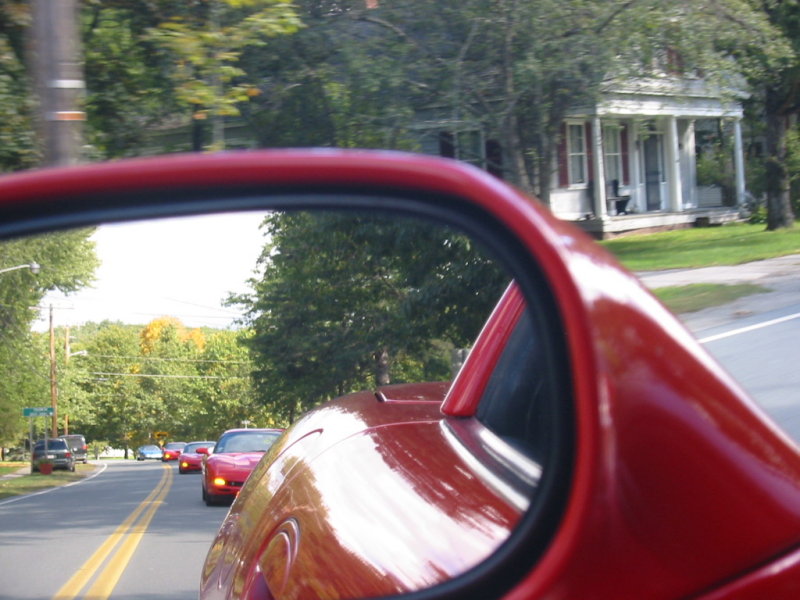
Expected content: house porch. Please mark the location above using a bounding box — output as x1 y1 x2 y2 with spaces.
574 206 743 239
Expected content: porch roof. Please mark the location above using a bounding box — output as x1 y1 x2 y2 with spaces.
571 77 745 120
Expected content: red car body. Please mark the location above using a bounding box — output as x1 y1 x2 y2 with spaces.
201 428 284 506
161 441 186 462
178 441 216 474
0 151 797 599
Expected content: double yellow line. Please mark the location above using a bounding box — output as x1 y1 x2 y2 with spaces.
54 463 173 600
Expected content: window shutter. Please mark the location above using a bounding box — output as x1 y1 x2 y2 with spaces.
557 123 569 188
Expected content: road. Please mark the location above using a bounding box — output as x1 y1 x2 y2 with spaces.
694 303 800 444
0 460 228 600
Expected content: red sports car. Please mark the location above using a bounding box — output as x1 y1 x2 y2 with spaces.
160 441 186 462
177 441 215 474
0 151 797 599
201 429 283 506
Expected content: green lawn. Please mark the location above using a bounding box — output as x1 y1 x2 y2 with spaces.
598 221 800 313
601 222 800 272
652 283 771 314
0 464 22 477
0 462 96 500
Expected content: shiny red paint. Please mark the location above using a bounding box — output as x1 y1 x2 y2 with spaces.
178 441 216 474
201 429 284 506
201 383 528 599
0 150 796 598
161 441 186 462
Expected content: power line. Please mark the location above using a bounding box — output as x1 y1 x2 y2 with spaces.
89 372 248 380
86 354 250 364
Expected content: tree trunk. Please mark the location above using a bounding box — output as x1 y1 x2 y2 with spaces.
503 113 535 194
497 0 534 195
764 89 796 230
374 348 390 386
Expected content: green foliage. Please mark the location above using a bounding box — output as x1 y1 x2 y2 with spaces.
0 1 39 170
728 0 800 229
0 231 98 447
83 7 177 158
232 211 507 423
62 319 262 449
147 0 302 149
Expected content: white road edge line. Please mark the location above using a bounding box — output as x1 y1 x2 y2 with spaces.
0 461 109 507
699 311 800 344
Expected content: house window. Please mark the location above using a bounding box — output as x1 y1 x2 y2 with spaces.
438 129 490 169
458 130 483 166
567 123 587 185
603 125 623 185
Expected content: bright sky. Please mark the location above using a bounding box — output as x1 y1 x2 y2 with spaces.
32 212 269 332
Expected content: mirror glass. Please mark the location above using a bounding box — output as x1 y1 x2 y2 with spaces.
0 201 556 598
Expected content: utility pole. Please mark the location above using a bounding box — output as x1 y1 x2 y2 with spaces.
30 0 85 166
49 305 58 438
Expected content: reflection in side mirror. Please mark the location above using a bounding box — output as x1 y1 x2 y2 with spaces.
0 156 573 600
3 208 559 598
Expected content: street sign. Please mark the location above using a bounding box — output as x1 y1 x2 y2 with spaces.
23 406 54 417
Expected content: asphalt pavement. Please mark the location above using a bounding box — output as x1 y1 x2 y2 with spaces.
637 253 800 334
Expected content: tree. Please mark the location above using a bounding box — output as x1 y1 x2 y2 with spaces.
0 0 40 170
193 329 266 434
0 230 98 447
740 1 799 229
233 211 506 423
74 322 152 455
65 318 261 450
147 0 302 150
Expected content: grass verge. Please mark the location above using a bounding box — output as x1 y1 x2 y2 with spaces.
0 462 97 500
602 222 800 271
652 283 771 314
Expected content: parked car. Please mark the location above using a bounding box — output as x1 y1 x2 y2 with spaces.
59 434 88 464
1 151 798 599
135 445 163 461
161 441 186 462
31 438 75 472
177 441 215 474
201 429 283 506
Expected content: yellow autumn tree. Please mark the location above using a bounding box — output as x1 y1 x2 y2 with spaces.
140 316 206 354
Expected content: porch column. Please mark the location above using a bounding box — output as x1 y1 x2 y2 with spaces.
683 120 697 208
733 118 746 206
591 116 608 218
630 121 642 212
666 116 683 211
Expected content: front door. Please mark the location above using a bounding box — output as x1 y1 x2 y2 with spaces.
642 134 663 211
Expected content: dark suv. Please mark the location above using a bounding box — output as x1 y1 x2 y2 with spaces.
31 439 75 472
59 434 88 463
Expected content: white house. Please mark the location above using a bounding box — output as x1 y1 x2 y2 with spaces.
551 77 747 237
